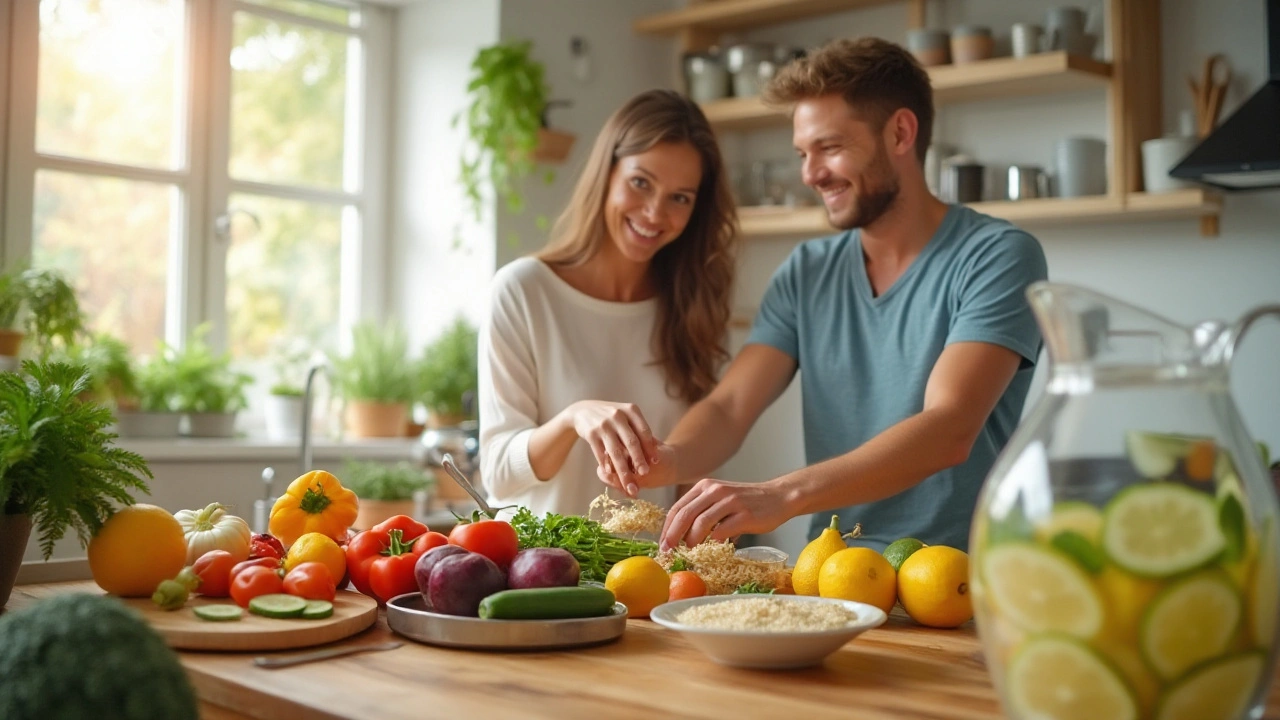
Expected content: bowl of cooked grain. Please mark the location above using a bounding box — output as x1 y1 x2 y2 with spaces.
649 594 887 669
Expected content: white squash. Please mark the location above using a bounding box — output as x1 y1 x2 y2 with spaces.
174 502 252 564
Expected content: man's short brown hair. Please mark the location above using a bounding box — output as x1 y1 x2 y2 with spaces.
764 37 934 164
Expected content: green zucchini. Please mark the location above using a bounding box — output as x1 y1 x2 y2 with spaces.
478 586 617 620
248 594 308 619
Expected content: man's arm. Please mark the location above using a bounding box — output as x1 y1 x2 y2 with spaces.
660 340 1023 549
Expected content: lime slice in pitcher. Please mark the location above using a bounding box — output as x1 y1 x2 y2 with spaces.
1103 484 1225 578
1156 653 1263 720
983 543 1103 637
1007 636 1137 720
1140 571 1241 680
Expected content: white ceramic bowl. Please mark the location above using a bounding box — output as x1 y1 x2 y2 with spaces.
650 594 887 669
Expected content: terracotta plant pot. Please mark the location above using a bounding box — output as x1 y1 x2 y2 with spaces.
345 400 409 438
533 128 575 164
353 499 417 532
427 410 469 430
0 328 24 359
0 513 32 609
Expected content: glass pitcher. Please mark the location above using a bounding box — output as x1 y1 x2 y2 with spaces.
970 282 1280 720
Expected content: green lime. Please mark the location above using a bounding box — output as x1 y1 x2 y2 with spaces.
1006 636 1137 720
982 543 1103 637
1050 530 1106 575
1102 483 1225 578
1140 571 1241 680
1156 653 1263 720
882 538 926 572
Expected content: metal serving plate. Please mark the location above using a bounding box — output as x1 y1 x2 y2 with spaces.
385 593 628 651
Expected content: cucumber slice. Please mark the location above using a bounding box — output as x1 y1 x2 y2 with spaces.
248 594 308 619
1140 571 1241 680
982 543 1103 637
302 600 334 619
1006 636 1137 720
1156 653 1264 720
193 604 243 622
1102 483 1225 578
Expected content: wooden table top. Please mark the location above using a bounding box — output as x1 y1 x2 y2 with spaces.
9 581 1280 720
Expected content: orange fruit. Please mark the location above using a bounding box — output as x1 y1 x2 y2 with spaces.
669 570 707 601
818 547 897 613
896 545 973 628
605 556 669 618
284 532 347 585
88 504 187 597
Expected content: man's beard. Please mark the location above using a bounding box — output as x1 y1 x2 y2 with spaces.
828 143 900 230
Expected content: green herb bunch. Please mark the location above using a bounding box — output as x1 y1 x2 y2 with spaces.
47 333 138 406
0 267 85 354
418 316 478 418
341 459 434 502
0 362 153 558
509 506 657 582
332 320 416 404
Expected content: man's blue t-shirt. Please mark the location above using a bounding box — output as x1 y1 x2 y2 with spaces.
746 204 1048 551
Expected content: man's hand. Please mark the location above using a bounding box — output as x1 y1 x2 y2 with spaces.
659 477 791 550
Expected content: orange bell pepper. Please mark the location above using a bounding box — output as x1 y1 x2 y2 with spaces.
268 470 358 547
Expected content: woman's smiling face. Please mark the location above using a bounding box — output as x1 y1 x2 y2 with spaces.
603 141 703 266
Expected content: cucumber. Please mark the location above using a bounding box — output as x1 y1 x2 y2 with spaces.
193 604 243 622
248 594 308 619
301 600 334 619
478 586 617 620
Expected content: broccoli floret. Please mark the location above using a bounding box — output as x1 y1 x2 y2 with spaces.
0 593 198 720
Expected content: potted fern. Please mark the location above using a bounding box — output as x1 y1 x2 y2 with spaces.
115 349 184 438
0 266 84 365
0 362 153 608
47 332 139 410
342 459 435 531
418 316 479 429
456 40 575 227
169 327 252 438
332 320 417 438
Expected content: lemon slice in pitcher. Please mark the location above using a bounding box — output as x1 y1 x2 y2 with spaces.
983 543 1103 637
1140 571 1242 680
1035 501 1104 544
1103 483 1225 578
1007 636 1137 720
1156 653 1263 720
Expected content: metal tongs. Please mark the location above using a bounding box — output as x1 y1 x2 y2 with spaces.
441 453 494 517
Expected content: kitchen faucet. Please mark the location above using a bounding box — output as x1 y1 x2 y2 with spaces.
299 360 332 476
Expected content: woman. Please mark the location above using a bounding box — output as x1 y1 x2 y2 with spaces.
478 89 739 518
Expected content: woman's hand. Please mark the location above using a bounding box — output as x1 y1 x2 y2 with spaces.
565 401 660 493
597 442 678 497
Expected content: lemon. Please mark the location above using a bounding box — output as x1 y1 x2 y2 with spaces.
882 537 926 573
818 547 896 614
88 504 188 598
792 515 848 596
285 532 347 586
1096 565 1163 645
1035 501 1104 544
897 546 972 628
1006 636 1137 720
605 556 669 618
1156 653 1264 720
1140 571 1241 680
1250 521 1278 649
982 543 1102 637
1102 483 1224 578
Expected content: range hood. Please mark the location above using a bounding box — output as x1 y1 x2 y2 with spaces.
1170 0 1280 190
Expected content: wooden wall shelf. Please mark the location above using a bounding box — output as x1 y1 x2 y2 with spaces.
737 189 1221 237
634 0 903 35
700 52 1112 131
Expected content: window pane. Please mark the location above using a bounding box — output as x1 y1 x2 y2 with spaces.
36 0 184 168
32 170 172 354
225 194 344 364
230 11 351 189
243 0 357 27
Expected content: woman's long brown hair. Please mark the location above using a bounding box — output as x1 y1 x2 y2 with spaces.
536 89 739 405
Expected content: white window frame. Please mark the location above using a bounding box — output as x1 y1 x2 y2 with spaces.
1 0 390 358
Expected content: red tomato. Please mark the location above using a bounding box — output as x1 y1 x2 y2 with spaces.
283 562 336 602
412 531 449 555
448 519 518 569
230 565 285 607
249 533 286 560
192 550 236 597
368 552 420 603
231 556 281 583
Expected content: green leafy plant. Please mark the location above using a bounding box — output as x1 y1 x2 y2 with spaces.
331 319 417 404
129 327 251 414
455 40 556 225
0 362 153 558
418 316 478 418
340 459 434 502
510 506 657 583
0 266 84 355
46 332 138 407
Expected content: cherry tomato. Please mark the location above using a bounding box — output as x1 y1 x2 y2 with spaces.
448 519 518 570
230 565 285 607
191 550 236 598
283 562 336 602
231 556 282 583
412 531 449 555
669 570 707 601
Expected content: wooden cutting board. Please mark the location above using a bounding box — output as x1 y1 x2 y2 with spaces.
118 589 379 651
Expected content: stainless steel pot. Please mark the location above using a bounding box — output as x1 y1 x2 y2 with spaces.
1007 165 1049 200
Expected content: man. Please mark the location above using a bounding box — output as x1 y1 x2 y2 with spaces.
603 37 1048 553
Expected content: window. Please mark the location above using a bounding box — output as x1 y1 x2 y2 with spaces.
3 0 388 419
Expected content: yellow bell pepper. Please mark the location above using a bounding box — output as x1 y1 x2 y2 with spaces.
268 470 359 547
